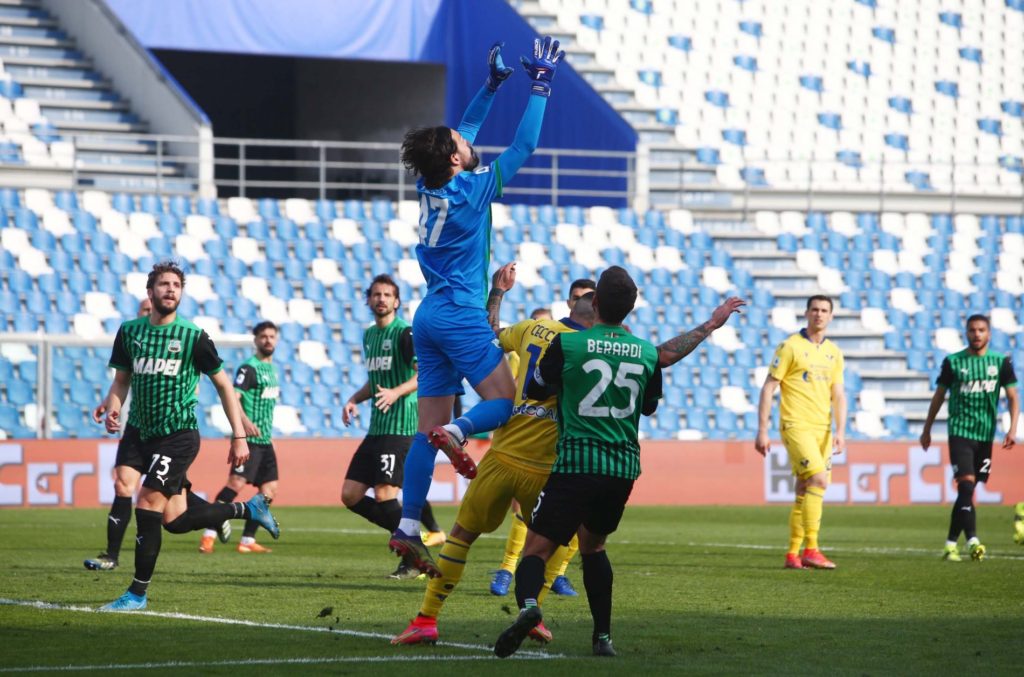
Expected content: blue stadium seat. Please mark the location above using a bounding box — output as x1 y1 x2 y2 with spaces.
300 405 326 433
195 197 219 217
305 220 327 240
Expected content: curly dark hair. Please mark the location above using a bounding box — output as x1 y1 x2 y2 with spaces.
146 260 185 290
252 321 278 336
595 266 638 325
401 125 457 189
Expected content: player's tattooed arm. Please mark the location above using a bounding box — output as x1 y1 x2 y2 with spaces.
487 262 517 334
657 296 745 367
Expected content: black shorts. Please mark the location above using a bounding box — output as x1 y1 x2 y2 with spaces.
528 472 635 546
345 435 412 487
141 429 201 497
230 443 279 486
948 436 994 483
114 424 146 473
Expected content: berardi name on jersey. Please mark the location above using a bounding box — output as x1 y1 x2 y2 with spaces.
587 338 643 359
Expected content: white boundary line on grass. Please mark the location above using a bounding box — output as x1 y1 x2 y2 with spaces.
0 598 561 664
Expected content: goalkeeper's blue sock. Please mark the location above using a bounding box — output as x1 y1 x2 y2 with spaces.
451 398 513 439
399 433 435 526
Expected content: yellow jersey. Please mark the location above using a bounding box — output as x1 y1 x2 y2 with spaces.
768 329 844 429
490 317 585 471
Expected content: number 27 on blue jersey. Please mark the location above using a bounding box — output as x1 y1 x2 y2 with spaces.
418 195 449 247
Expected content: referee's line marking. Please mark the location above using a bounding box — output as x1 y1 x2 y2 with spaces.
0 655 545 673
289 527 1024 559
0 598 561 660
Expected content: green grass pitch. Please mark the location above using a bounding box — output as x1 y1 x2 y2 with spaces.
1 505 1022 675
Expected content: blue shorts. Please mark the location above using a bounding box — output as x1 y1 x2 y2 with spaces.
413 293 504 397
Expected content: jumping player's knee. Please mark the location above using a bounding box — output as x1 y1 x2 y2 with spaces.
163 513 192 534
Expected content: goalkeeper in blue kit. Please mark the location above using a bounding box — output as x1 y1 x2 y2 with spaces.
392 37 566 576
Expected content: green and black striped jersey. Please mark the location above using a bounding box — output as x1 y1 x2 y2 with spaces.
937 350 1017 441
529 324 662 480
108 315 223 441
235 356 279 445
363 317 417 436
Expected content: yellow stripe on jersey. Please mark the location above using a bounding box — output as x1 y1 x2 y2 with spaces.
491 318 579 470
768 330 845 429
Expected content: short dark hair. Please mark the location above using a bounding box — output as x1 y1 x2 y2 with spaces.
595 266 638 325
401 125 456 189
529 307 552 320
570 291 596 323
253 321 278 336
569 278 596 297
146 261 185 290
806 294 833 311
366 274 401 303
966 314 990 328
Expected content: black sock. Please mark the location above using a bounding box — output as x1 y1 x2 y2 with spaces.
129 509 162 597
377 498 402 532
215 487 238 503
105 496 133 559
164 502 246 534
582 551 614 642
421 501 441 533
952 480 977 541
242 519 259 538
514 555 547 610
348 496 390 531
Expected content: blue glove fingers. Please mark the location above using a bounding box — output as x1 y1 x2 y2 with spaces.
551 49 566 65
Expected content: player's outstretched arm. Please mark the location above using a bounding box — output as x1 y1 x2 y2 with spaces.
657 297 745 367
1004 385 1019 449
919 385 947 450
94 369 130 433
754 376 780 457
457 42 513 144
487 262 517 334
209 369 249 466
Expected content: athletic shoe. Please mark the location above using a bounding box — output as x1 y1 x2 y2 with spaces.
244 493 280 539
969 541 986 561
99 590 147 612
389 529 441 578
490 569 513 596
237 541 272 554
800 548 836 569
1014 502 1024 545
494 606 543 658
199 535 215 554
392 615 438 645
217 520 232 544
389 555 427 580
551 575 578 596
529 621 553 644
783 553 804 569
83 552 118 571
593 636 617 657
428 426 477 479
941 544 962 562
422 530 446 548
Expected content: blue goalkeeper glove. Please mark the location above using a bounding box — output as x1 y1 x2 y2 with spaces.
520 36 566 97
486 41 513 92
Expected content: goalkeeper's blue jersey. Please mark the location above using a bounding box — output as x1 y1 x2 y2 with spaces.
414 165 503 309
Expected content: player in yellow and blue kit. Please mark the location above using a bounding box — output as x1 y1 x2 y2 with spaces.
391 36 566 576
755 295 847 570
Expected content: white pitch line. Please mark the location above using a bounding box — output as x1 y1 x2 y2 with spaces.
0 598 560 659
0 654 547 673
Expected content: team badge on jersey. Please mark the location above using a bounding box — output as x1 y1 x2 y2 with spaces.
168 339 182 354
987 365 999 377
382 339 392 352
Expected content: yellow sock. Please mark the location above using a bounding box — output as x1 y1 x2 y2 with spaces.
419 535 471 618
788 495 805 555
537 544 570 605
500 512 527 573
556 535 579 577
802 486 825 551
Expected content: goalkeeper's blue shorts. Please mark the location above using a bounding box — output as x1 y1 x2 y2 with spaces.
412 292 504 397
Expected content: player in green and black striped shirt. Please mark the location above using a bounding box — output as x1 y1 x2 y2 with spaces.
921 314 1019 562
200 321 282 555
340 274 444 578
494 266 662 659
95 262 280 611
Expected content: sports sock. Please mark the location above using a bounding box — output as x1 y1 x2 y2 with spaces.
802 486 825 550
501 512 527 572
450 398 513 439
185 490 208 509
164 502 248 534
202 528 217 538
788 494 806 555
242 519 259 538
214 487 238 503
514 554 546 610
105 496 133 559
348 496 388 530
399 432 435 525
377 498 402 532
557 535 579 577
420 535 472 618
537 543 570 605
421 501 442 533
582 550 613 642
129 508 162 597
950 480 977 541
